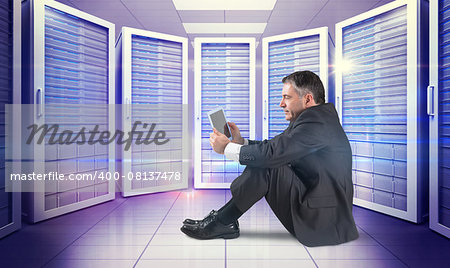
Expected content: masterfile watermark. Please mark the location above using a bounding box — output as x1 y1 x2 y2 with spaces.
9 171 182 182
4 104 189 193
26 120 170 151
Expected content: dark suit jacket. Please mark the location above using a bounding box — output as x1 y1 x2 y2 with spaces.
239 103 359 246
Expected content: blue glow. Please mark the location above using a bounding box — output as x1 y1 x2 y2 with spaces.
45 55 78 65
46 26 78 37
45 95 79 100
45 36 78 47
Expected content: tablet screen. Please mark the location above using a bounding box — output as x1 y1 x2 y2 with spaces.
208 109 231 138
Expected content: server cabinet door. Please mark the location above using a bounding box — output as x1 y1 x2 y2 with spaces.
22 0 115 222
117 27 188 197
262 27 330 140
194 38 255 189
0 0 21 238
429 0 450 238
335 0 428 223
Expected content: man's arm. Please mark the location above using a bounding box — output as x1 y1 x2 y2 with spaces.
247 139 262 145
238 118 328 168
224 131 289 162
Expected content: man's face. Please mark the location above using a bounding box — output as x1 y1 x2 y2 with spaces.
279 82 307 122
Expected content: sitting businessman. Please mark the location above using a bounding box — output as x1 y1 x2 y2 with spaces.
181 71 359 247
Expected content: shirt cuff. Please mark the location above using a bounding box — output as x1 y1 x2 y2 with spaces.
224 142 242 162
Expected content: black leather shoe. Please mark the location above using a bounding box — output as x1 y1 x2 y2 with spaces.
180 211 240 239
183 210 239 227
183 210 216 225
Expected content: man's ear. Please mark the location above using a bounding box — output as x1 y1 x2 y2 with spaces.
305 93 314 105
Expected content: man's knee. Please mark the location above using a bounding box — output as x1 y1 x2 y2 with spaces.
230 166 271 213
230 166 269 194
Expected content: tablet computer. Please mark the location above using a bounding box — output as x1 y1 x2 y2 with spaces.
207 107 232 139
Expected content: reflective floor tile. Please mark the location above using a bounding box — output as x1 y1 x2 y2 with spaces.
227 259 316 268
73 234 152 246
226 230 299 246
140 245 225 259
44 259 135 268
55 245 145 260
155 223 184 234
384 244 450 260
85 224 159 235
149 233 226 246
402 259 450 268
338 231 379 246
226 245 310 259
315 260 407 268
96 216 164 225
358 223 427 235
306 245 397 260
19 224 92 235
1 259 48 268
370 232 450 246
0 233 79 246
2 188 448 266
135 259 224 268
107 210 168 218
0 244 65 260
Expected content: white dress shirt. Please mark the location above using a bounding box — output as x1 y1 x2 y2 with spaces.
224 138 249 162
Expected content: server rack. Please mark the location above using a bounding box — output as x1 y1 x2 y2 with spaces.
116 27 188 197
194 38 255 189
262 27 332 139
0 0 21 238
429 0 450 238
335 0 428 223
21 0 115 222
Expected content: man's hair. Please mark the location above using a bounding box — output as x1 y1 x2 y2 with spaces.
281 71 325 104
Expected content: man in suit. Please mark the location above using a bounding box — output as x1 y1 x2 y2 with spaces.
181 71 359 246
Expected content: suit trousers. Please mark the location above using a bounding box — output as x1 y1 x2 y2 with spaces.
230 165 303 235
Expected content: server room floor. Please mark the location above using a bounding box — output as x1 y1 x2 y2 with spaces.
1 190 449 268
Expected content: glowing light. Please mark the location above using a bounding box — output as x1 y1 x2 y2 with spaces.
339 58 354 73
172 0 276 10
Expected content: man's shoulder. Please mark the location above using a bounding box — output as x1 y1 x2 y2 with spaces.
295 103 337 124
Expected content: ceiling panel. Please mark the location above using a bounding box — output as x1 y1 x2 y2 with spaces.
273 0 328 10
129 10 181 22
114 21 146 37
143 22 188 36
224 10 271 23
306 0 394 42
267 16 312 25
190 33 261 39
179 10 225 23
370 0 396 9
122 4 186 35
54 0 78 8
172 0 277 10
270 7 326 17
63 0 390 43
65 0 122 9
189 33 226 39
122 0 175 10
183 23 266 34
225 16 271 23
307 0 379 26
267 1 325 33
223 33 262 40
262 22 308 38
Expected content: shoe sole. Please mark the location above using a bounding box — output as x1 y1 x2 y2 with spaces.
180 226 240 240
183 219 239 227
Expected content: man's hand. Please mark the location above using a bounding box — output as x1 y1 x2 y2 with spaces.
210 128 231 154
228 122 245 145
